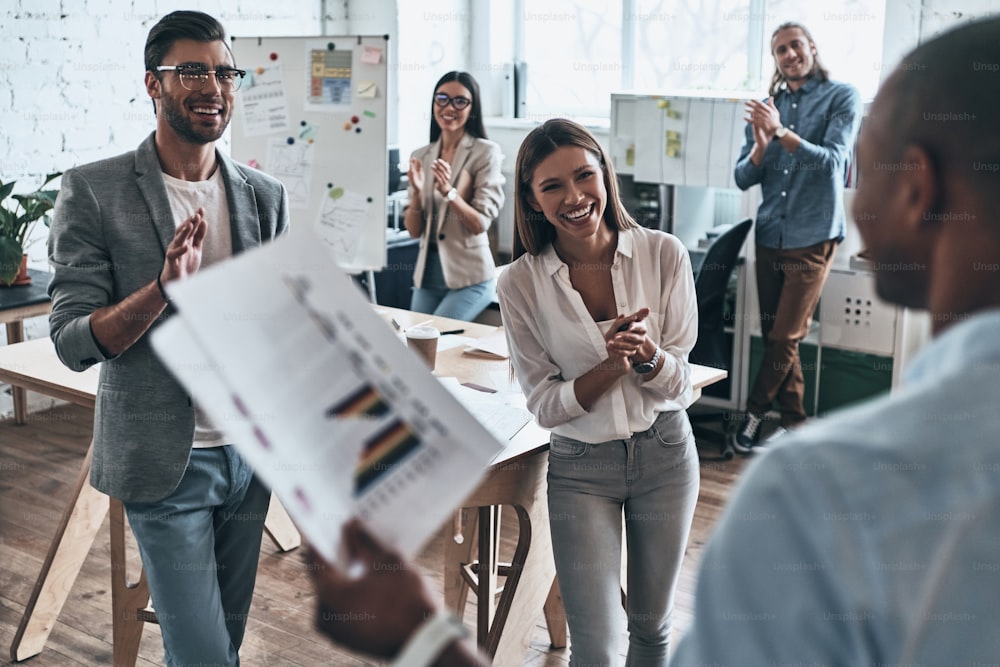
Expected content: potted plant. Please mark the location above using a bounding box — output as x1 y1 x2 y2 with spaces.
0 173 61 286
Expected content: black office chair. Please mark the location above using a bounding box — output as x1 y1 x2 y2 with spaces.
687 218 753 460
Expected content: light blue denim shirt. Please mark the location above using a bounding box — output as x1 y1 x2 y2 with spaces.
671 309 1000 665
734 78 862 250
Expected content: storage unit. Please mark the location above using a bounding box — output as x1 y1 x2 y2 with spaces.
748 337 893 417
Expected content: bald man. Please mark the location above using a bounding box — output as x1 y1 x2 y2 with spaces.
672 16 1000 665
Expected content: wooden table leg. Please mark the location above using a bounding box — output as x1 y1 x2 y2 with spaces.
543 578 568 648
487 465 555 664
445 451 557 665
4 321 28 425
9 443 108 662
476 506 499 646
443 509 479 617
263 492 301 552
109 498 150 667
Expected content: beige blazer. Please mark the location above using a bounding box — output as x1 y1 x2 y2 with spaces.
408 134 505 289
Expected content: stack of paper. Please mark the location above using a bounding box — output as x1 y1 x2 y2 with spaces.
151 228 505 564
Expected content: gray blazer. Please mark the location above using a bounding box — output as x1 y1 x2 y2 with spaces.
408 134 504 289
48 132 289 503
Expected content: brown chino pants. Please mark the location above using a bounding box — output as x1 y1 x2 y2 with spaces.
747 239 838 426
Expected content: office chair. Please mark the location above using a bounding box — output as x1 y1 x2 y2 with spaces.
687 218 753 460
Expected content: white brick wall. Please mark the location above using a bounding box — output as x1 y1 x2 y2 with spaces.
1 0 331 346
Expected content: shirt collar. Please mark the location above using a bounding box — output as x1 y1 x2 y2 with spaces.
780 76 819 97
904 308 1000 386
538 226 635 276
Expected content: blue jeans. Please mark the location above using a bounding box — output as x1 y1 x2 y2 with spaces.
124 446 269 667
547 410 700 667
410 247 495 322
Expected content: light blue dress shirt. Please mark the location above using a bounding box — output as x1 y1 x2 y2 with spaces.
734 78 862 250
672 309 1000 665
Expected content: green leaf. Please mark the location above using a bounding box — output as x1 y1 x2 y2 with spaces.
0 236 24 285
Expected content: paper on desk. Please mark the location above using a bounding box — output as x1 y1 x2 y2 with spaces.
150 228 505 565
437 377 532 443
463 328 509 359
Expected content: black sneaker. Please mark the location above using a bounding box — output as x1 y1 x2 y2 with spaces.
732 412 763 453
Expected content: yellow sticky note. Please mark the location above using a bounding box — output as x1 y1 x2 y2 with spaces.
356 80 377 98
667 131 679 140
657 100 669 109
625 146 635 166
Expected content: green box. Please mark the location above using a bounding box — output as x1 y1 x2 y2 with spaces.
748 336 893 417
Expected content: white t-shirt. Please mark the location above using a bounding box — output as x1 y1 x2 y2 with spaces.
162 167 233 447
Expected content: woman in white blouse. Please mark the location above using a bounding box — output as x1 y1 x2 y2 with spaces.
497 119 699 666
404 71 505 322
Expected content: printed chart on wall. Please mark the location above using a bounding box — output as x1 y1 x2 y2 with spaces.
231 35 389 273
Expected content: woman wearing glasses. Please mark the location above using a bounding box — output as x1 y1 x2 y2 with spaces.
404 71 505 321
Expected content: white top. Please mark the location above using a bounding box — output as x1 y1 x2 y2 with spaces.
497 226 697 442
672 309 1000 665
163 167 233 448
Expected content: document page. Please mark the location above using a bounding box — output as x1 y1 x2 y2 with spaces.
151 228 505 564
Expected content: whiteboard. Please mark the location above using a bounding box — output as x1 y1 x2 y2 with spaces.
231 35 389 273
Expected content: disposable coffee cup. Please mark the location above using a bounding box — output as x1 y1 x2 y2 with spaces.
406 325 439 370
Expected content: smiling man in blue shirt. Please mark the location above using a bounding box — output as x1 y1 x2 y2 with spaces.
732 22 862 451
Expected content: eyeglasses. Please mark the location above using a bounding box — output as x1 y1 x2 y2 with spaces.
155 64 247 92
434 93 472 110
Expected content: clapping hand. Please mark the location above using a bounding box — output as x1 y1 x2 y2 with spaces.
160 207 207 286
606 308 650 371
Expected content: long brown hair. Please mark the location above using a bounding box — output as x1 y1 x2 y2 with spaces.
768 22 830 97
512 118 638 260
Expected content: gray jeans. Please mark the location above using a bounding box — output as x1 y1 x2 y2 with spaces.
547 410 699 667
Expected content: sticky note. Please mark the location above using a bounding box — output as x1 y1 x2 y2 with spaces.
357 80 377 98
361 46 383 64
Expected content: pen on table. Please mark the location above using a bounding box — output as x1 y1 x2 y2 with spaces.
440 329 465 335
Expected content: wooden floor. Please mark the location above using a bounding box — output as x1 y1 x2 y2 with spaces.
0 402 750 666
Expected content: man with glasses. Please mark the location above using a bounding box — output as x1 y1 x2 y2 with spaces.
48 10 288 665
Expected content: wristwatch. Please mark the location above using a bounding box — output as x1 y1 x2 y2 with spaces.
774 126 789 140
632 347 663 374
446 187 458 202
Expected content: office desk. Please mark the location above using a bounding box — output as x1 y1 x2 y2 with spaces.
4 313 725 664
0 268 52 424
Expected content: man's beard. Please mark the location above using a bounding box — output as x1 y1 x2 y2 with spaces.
160 93 229 145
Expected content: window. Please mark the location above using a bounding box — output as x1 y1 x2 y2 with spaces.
512 0 886 118
521 1 623 118
632 0 755 93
